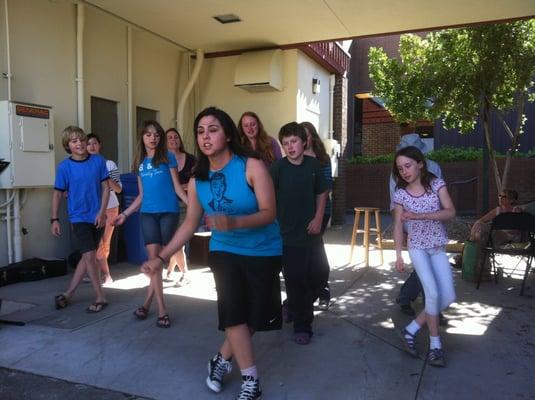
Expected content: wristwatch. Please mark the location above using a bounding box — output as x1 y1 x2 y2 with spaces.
50 218 59 224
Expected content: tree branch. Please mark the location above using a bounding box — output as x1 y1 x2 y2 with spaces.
488 97 515 141
501 92 526 190
483 98 502 194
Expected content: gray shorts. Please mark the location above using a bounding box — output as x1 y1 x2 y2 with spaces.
71 223 104 254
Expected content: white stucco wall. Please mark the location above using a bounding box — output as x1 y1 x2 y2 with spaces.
296 51 331 140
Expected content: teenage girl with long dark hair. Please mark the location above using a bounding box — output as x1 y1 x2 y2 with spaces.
113 120 187 328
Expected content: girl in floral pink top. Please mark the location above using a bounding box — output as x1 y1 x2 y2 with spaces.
392 146 456 368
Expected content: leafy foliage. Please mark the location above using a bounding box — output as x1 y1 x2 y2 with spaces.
368 20 535 191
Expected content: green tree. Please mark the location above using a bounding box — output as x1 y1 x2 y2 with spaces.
369 20 535 192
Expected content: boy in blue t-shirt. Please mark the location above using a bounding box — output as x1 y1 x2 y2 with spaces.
270 122 329 345
51 126 110 313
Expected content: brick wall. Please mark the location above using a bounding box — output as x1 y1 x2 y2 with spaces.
362 122 400 156
346 159 535 214
332 75 348 225
346 163 392 210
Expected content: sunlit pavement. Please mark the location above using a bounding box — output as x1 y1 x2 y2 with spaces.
0 222 534 399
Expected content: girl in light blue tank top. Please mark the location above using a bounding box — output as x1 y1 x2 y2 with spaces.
140 107 282 400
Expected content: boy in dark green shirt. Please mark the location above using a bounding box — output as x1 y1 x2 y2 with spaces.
270 122 329 344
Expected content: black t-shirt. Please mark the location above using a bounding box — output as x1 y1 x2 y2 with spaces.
178 153 197 185
270 155 328 246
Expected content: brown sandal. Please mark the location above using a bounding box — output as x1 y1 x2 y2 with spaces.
156 314 171 328
86 302 108 313
54 294 69 310
133 306 148 320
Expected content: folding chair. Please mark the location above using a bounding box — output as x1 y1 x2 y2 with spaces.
476 212 535 296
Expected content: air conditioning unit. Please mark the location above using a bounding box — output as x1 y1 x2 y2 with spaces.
234 49 283 92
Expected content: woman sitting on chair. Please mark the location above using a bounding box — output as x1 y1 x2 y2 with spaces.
470 189 521 244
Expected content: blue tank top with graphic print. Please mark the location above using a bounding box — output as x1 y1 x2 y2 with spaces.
195 155 282 256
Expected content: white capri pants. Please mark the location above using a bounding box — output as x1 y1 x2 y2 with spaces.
408 246 456 315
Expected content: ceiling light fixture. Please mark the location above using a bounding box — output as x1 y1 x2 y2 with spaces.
213 14 242 24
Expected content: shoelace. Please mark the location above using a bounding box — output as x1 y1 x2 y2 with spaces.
429 348 443 360
211 358 230 381
237 377 259 400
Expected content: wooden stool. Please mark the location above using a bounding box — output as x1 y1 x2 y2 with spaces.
349 207 384 266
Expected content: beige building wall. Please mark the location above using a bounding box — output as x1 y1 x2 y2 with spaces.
84 7 127 168
1 0 77 262
0 1 185 265
132 29 183 143
0 1 333 265
195 49 332 145
196 50 299 141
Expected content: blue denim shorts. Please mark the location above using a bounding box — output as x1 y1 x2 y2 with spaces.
141 212 179 246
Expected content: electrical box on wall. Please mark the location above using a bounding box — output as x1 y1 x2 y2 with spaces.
0 101 55 188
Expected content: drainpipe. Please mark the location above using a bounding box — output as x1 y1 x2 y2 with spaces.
76 3 85 128
4 0 12 101
177 49 204 135
6 190 13 263
127 26 133 168
3 0 13 263
13 189 21 262
329 74 335 139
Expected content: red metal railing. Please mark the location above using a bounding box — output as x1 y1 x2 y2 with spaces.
301 41 350 75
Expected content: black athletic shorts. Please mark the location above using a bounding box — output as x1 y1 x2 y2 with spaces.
71 223 104 254
209 251 282 331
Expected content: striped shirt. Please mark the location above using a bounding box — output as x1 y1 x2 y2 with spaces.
106 159 121 209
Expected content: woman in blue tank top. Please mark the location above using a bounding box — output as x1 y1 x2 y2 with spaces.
142 107 281 400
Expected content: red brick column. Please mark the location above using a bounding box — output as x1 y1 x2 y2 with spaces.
332 75 348 226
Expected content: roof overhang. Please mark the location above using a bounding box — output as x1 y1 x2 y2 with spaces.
82 0 535 53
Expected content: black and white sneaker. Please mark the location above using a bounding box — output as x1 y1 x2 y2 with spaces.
318 298 330 310
206 353 232 393
236 375 262 400
427 348 446 367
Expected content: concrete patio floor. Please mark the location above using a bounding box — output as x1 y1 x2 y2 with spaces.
1 220 534 399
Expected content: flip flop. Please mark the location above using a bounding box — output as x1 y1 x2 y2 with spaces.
86 302 108 313
133 306 149 320
156 314 171 328
54 294 69 310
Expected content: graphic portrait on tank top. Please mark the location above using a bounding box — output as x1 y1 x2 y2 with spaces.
208 172 234 212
